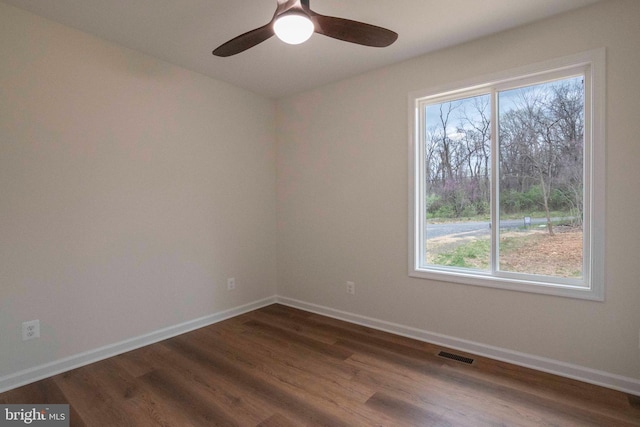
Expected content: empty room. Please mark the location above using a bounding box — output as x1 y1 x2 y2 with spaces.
1 0 639 425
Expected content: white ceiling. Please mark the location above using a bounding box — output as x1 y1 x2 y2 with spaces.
2 0 601 98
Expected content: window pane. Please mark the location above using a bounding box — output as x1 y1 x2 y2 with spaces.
497 77 584 279
424 94 491 271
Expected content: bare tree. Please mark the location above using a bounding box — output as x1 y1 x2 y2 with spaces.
425 80 582 225
499 79 584 234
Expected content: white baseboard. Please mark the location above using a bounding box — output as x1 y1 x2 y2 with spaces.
276 296 640 397
3 294 639 398
0 296 277 394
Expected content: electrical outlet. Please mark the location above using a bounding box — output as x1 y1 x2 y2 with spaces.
22 320 40 341
227 277 236 290
346 281 355 295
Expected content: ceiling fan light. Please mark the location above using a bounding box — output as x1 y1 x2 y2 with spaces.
274 13 314 45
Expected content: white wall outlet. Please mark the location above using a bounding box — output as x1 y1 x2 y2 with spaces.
346 281 355 295
22 320 40 341
227 277 236 290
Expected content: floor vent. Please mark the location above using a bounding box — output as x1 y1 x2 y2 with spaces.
437 351 474 365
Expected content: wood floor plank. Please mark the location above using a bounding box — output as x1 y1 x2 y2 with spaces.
259 304 314 320
119 389 198 427
166 330 401 426
139 369 238 427
247 309 341 345
260 305 434 351
350 351 628 427
440 357 637 420
163 336 358 426
112 345 166 378
349 352 540 426
341 338 639 426
256 413 299 427
242 319 354 360
123 340 286 426
0 378 86 427
215 322 358 381
54 365 142 426
1 304 638 426
631 395 640 409
366 392 450 426
99 371 199 426
200 326 374 402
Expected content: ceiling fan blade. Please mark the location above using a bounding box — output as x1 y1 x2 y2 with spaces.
310 13 397 47
213 23 275 57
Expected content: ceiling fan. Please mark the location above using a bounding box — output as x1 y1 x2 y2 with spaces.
213 0 398 57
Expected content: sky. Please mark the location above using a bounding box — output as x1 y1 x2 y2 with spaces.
423 75 583 141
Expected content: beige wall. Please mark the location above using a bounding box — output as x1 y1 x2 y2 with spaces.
277 0 640 380
0 3 277 377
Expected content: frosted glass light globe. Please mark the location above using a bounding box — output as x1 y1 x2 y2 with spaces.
274 14 314 45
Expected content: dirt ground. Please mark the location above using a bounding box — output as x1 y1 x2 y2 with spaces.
428 227 583 277
500 228 583 277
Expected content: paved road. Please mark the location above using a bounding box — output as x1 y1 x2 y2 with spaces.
426 217 556 239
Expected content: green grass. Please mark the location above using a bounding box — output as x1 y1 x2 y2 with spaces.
431 234 536 269
434 239 490 269
499 234 533 252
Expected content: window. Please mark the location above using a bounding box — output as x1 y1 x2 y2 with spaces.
409 49 605 300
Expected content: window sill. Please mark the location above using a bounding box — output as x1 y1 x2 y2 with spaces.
410 267 604 301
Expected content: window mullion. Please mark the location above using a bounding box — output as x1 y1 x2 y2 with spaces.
490 88 498 274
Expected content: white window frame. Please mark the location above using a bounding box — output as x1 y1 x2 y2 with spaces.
408 49 605 301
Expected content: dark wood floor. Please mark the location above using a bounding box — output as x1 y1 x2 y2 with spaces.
2 304 639 426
